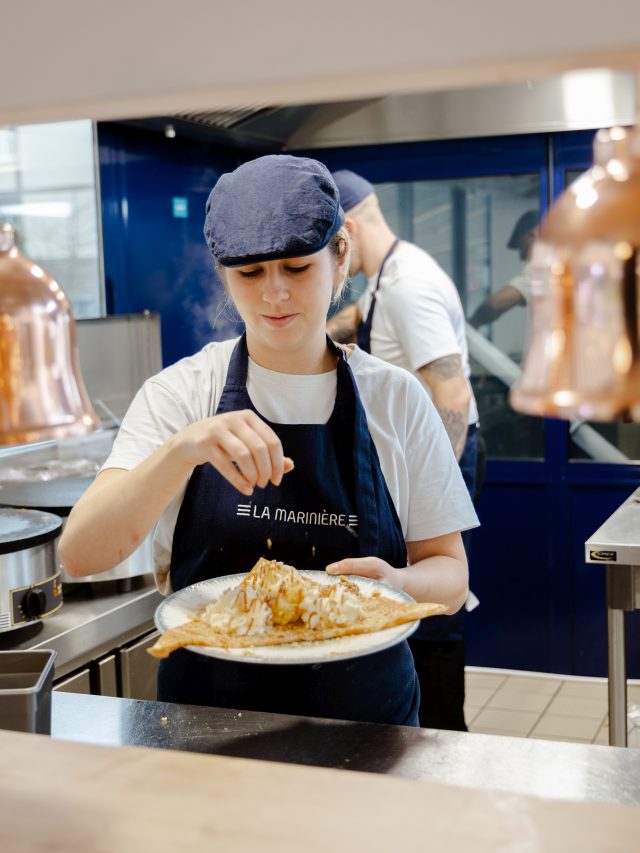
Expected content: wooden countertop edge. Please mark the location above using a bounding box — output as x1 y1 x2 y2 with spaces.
1 728 639 852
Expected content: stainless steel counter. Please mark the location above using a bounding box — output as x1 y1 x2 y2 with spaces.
586 487 640 566
0 576 162 679
51 691 640 805
585 487 640 747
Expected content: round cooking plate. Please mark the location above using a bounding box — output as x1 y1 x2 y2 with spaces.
0 508 63 555
0 477 93 515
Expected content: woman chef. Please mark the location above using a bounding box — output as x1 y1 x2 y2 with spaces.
59 155 479 726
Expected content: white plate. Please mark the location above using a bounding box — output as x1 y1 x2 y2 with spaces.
154 571 421 665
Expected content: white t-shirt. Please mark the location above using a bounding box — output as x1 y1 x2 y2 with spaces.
507 262 532 302
358 241 479 425
103 338 479 594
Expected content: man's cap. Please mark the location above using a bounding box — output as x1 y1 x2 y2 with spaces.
204 154 344 267
507 210 539 249
331 169 375 213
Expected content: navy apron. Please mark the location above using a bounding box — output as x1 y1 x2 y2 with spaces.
157 334 420 726
356 237 399 353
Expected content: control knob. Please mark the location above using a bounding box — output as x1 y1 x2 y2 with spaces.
21 588 47 619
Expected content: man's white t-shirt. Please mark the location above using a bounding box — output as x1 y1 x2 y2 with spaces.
358 241 479 426
102 338 479 594
507 262 532 302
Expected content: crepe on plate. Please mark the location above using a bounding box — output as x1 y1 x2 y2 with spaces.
148 557 446 658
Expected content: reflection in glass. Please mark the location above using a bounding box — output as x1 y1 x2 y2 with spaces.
558 170 640 463
371 175 544 460
0 120 102 319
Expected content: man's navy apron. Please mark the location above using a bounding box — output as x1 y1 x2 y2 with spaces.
356 238 399 354
356 240 476 643
157 334 420 726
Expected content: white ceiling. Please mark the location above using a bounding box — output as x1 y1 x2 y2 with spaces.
1 0 640 125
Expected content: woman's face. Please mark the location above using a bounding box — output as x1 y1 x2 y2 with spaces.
224 247 346 369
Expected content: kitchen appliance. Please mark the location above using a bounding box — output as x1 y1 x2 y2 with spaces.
0 478 153 586
510 124 640 421
0 224 99 445
0 649 57 733
0 508 63 633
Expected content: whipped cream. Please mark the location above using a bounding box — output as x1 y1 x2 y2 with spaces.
200 565 365 637
299 578 365 630
201 585 273 636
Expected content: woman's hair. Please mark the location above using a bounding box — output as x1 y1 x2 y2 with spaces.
328 226 350 303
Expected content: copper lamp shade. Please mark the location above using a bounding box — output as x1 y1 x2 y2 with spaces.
510 126 640 422
0 224 99 445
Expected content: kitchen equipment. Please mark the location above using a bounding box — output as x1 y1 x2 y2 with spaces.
0 224 99 445
0 649 56 733
510 126 640 421
0 478 153 584
0 508 63 633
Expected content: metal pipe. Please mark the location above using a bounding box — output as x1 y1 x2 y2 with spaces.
607 602 628 747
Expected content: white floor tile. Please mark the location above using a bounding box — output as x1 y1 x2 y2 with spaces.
464 667 618 745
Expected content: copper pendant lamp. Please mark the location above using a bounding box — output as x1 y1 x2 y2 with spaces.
510 124 640 422
0 224 99 445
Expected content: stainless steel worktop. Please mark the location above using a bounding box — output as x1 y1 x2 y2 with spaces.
585 487 640 747
51 691 640 805
585 487 640 565
0 576 162 679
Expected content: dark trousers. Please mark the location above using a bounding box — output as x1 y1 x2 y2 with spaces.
408 637 468 730
409 425 482 731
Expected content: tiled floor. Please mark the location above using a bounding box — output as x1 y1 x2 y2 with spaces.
465 667 640 746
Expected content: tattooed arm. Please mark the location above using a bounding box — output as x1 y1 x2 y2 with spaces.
418 354 471 460
327 303 362 344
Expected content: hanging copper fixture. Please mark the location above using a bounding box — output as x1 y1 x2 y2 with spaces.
0 224 99 445
510 118 640 422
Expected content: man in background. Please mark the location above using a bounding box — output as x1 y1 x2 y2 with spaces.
328 169 480 731
469 209 538 328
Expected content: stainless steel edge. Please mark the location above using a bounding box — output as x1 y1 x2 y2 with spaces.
585 488 640 565
51 692 640 805
0 577 163 679
285 70 636 150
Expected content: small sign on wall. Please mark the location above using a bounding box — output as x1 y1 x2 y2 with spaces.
172 197 189 219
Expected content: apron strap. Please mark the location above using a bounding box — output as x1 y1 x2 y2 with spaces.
356 237 400 353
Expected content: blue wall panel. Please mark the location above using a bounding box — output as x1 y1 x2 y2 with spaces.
98 124 244 366
466 484 553 671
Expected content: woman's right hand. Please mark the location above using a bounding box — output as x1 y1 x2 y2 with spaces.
173 409 294 496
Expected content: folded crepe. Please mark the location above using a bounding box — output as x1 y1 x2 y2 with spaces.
148 557 446 659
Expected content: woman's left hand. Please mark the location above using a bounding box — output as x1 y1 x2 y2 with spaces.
325 557 405 591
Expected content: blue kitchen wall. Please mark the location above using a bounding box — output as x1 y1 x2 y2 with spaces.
98 123 244 367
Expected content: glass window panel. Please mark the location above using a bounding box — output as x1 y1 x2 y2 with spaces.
371 174 544 460
0 131 18 194
562 168 640 463
0 120 102 318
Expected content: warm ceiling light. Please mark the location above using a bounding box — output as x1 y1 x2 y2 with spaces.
510 124 640 422
0 224 99 444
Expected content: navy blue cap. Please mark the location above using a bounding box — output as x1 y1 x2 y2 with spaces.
331 169 375 213
204 155 344 267
507 210 538 249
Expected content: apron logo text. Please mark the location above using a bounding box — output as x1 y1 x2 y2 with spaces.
236 503 358 528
